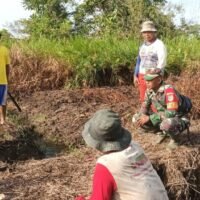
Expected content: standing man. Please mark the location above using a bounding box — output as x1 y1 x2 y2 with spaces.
76 109 169 200
134 20 167 102
0 33 10 125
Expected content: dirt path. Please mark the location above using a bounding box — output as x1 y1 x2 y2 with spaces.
0 86 200 200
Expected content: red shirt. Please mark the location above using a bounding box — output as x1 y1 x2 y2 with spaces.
75 163 117 200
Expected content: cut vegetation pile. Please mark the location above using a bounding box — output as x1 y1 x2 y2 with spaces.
133 124 200 200
1 47 200 199
1 85 200 199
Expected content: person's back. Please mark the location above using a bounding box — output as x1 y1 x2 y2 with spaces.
76 109 169 200
98 141 168 200
0 45 9 84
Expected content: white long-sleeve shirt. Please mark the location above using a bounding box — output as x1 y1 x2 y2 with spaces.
135 39 167 76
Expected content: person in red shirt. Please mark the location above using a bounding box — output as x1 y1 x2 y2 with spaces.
75 109 168 200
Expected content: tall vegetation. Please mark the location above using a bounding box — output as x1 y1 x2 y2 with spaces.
2 0 200 88
22 0 72 38
20 0 176 38
74 0 175 37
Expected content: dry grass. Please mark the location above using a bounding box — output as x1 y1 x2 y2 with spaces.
130 123 200 200
9 46 72 95
167 68 200 119
4 47 200 199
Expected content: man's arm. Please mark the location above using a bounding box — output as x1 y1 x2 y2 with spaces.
136 92 152 126
139 91 152 114
156 41 167 75
6 64 10 83
133 56 141 86
75 163 117 200
149 87 179 126
164 87 179 117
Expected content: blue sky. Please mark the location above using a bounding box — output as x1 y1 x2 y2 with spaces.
0 0 199 30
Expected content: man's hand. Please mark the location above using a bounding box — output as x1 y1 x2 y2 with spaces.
136 115 150 127
133 75 139 87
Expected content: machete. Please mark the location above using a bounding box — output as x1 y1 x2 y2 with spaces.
7 91 22 112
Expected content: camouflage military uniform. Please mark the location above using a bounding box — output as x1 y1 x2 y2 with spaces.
133 82 190 138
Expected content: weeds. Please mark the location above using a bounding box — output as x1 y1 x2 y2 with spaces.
9 34 200 89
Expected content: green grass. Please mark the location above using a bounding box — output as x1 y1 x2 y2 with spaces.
12 34 200 86
165 35 200 73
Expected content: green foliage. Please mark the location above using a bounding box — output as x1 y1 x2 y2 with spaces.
21 0 72 39
74 0 175 37
165 35 200 74
19 0 177 39
0 29 14 47
13 33 200 87
23 0 69 16
16 34 138 86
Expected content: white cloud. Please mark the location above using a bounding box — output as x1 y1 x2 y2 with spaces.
0 0 31 29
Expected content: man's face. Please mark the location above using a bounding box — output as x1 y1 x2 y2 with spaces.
146 76 161 90
142 31 156 43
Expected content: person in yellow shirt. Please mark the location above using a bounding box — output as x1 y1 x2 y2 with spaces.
0 33 10 124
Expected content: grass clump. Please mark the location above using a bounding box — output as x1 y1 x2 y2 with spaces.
9 34 200 88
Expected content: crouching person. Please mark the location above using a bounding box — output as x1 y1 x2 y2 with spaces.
132 68 191 150
76 109 168 200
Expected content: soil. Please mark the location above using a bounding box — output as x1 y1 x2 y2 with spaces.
0 86 200 200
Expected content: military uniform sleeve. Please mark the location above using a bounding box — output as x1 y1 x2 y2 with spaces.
164 87 179 117
149 113 162 126
150 87 179 126
149 87 179 126
139 91 152 114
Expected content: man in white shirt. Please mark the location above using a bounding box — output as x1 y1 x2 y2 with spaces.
133 21 167 102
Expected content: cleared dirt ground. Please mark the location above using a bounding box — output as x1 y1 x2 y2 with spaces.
0 85 200 200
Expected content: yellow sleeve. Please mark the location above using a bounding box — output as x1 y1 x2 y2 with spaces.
5 47 10 65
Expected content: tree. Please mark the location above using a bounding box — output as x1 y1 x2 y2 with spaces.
21 0 73 39
73 0 175 37
19 0 177 38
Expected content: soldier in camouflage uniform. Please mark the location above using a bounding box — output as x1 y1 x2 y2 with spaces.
132 68 190 150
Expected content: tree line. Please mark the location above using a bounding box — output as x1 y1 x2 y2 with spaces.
15 0 192 39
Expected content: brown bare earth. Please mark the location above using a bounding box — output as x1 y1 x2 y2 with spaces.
0 85 200 200
1 49 200 200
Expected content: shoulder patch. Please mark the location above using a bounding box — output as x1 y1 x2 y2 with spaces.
167 102 179 110
165 87 179 110
167 94 174 102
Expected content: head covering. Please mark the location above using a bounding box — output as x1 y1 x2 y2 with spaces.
82 109 132 152
144 68 162 81
141 21 157 32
